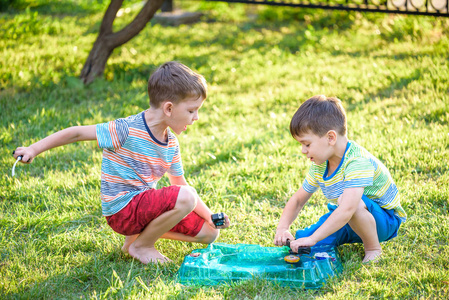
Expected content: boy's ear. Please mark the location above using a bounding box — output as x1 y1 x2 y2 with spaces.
327 130 337 145
162 101 173 116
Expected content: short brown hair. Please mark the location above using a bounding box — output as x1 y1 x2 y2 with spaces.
148 61 207 108
290 95 347 137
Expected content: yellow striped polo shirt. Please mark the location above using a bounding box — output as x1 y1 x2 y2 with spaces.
302 141 407 222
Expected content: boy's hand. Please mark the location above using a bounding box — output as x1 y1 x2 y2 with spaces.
289 237 317 252
13 147 36 164
208 213 230 229
274 230 295 246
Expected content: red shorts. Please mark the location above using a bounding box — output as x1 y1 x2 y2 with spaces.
106 186 205 237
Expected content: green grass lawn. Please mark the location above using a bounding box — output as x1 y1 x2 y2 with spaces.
1 1 448 298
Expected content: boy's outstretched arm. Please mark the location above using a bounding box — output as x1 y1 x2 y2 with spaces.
168 174 230 229
274 187 312 246
13 125 97 163
290 187 364 251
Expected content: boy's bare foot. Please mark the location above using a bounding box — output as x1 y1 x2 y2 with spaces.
121 234 139 254
363 250 382 263
128 243 171 264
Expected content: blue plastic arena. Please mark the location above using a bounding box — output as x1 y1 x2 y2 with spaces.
177 243 343 289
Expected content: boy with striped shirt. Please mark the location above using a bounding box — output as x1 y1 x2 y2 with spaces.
13 61 230 264
273 95 406 263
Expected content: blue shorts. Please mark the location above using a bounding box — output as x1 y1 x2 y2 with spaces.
295 195 402 246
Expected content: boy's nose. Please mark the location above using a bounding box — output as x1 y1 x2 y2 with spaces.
193 111 199 121
301 147 307 154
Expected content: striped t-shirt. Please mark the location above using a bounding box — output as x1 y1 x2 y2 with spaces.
302 141 407 222
96 112 184 216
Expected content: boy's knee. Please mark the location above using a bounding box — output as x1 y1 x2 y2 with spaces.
199 225 219 244
176 186 198 212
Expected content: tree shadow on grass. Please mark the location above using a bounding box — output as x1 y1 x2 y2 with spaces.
74 8 363 72
344 69 423 112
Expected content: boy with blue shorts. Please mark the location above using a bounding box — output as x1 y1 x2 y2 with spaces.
13 61 230 264
274 95 406 263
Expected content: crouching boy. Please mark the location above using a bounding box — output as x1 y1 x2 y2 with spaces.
13 61 230 264
274 95 406 263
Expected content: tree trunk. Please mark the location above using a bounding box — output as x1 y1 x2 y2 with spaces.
80 37 115 85
80 0 165 85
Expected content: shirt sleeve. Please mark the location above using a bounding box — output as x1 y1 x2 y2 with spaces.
302 164 319 193
96 118 129 151
167 136 184 177
344 158 375 188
